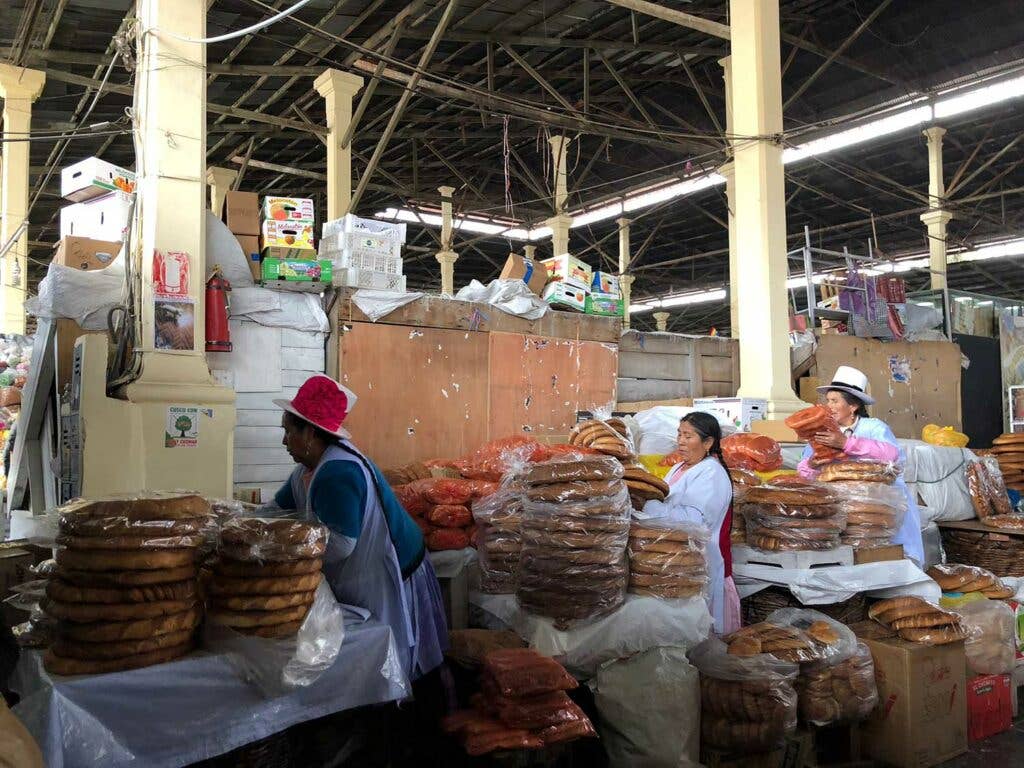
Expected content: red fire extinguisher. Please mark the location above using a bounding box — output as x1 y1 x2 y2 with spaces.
206 267 232 352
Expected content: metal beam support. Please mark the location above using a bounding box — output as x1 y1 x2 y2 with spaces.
604 0 731 40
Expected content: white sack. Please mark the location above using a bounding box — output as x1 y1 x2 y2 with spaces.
634 406 736 456
205 211 255 288
27 257 126 330
901 441 976 522
455 279 548 320
230 286 329 333
352 289 422 321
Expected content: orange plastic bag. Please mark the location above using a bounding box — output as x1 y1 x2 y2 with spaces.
426 504 473 528
428 436 551 481
427 528 472 551
722 434 783 472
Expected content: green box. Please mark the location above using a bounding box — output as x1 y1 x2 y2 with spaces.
585 293 623 317
261 257 332 283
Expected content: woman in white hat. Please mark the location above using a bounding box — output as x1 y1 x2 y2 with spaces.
797 365 923 564
268 374 448 682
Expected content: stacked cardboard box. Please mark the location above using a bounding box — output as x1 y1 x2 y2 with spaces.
541 254 592 311
586 271 623 317
499 254 547 296
221 191 261 281
321 214 407 291
258 197 330 292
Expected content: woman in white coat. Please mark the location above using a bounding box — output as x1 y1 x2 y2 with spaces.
640 411 740 633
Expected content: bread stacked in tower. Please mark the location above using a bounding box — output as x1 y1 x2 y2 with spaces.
207 518 327 638
627 521 707 599
741 476 844 552
817 461 906 550
44 492 211 675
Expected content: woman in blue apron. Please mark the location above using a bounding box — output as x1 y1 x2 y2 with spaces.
269 374 448 682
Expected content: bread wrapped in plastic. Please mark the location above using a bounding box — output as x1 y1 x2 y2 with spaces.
959 599 1015 674
481 647 579 698
743 475 839 507
568 417 636 461
817 461 900 484
521 455 624 485
722 433 783 472
219 518 328 563
784 406 847 467
627 518 709 600
867 595 968 644
799 641 878 725
926 563 1001 593
832 481 907 549
745 510 845 552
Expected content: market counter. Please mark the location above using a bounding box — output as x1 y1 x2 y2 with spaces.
12 617 408 768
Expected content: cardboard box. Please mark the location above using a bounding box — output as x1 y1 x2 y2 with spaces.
499 254 547 295
222 191 260 235
261 257 332 284
750 419 800 443
60 191 133 240
542 254 592 293
61 156 135 202
798 375 821 405
260 219 316 253
585 293 623 317
967 673 1011 742
693 397 767 432
854 544 905 565
262 196 315 222
542 281 586 312
591 271 621 296
856 628 967 768
234 234 261 281
52 236 122 271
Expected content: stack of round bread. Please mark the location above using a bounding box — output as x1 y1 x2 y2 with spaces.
627 522 706 598
730 469 761 544
991 434 1024 492
834 483 905 550
620 463 669 511
724 621 834 664
868 596 967 644
817 460 898 484
207 518 327 638
477 497 523 594
966 458 1014 519
741 477 843 552
798 642 877 725
516 457 630 629
567 418 634 460
927 563 1015 599
44 492 211 676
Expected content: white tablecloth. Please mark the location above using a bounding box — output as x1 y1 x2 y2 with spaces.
733 559 939 605
11 618 409 768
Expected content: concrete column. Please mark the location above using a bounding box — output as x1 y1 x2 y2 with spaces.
314 69 364 221
617 217 634 330
654 311 670 332
730 0 802 416
545 135 573 255
523 244 537 260
0 65 46 334
435 185 458 294
719 55 740 339
921 126 952 290
206 166 237 216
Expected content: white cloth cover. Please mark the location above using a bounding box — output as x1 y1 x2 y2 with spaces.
471 592 712 679
230 286 329 333
454 279 548 320
205 211 255 288
733 560 940 605
352 289 422 321
590 647 701 768
26 257 126 330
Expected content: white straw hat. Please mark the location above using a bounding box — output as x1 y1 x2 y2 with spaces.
816 365 875 405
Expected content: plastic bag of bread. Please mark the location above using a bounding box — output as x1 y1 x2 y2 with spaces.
203 580 344 697
427 436 551 481
784 406 847 467
817 460 900 484
689 636 799 753
833 481 907 549
765 608 858 664
569 417 636 461
481 647 579 699
446 629 526 668
744 510 844 552
722 433 783 473
958 599 1015 674
867 595 968 644
219 517 328 563
627 518 709 600
926 563 1005 595
798 641 878 725
473 486 523 594
742 475 840 508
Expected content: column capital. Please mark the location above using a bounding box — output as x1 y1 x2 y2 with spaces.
653 311 670 331
206 166 238 186
618 274 636 287
523 245 537 259
548 135 571 152
922 125 947 143
920 209 953 227
314 69 364 99
616 217 631 229
0 64 45 101
545 213 573 229
435 250 459 264
717 55 731 72
438 185 456 198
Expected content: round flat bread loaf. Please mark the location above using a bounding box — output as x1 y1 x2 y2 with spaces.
630 560 706 577
622 469 670 495
993 433 1024 446
44 641 192 676
525 479 621 502
745 486 838 506
523 456 624 485
239 619 304 639
213 557 322 578
208 603 310 628
629 572 704 588
59 493 212 521
627 537 694 555
629 583 703 599
209 572 322 596
57 547 196 572
47 578 195 605
219 542 327 563
524 546 624 565
624 479 667 501
522 555 627 578
521 517 628 535
628 524 693 542
521 529 626 550
46 598 195 623
221 518 328 547
55 565 197 587
212 589 316 612
629 548 703 566
60 515 208 538
57 607 200 642
51 629 194 660
56 533 203 551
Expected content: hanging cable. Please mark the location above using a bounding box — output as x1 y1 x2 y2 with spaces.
155 0 315 45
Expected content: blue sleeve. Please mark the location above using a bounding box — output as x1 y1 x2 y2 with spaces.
310 462 367 557
801 442 813 461
273 480 296 511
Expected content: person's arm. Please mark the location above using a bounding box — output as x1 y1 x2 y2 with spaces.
797 442 818 478
646 462 729 530
309 462 367 559
844 422 901 463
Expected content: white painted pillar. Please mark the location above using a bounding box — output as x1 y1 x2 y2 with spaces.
314 69 364 221
0 64 46 334
654 311 670 332
730 0 802 416
617 217 634 330
545 135 573 255
435 185 458 294
920 126 952 290
719 55 740 339
206 166 238 215
523 244 537 261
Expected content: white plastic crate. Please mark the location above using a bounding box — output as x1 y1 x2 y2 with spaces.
327 248 403 276
320 231 401 258
321 213 407 242
332 267 407 291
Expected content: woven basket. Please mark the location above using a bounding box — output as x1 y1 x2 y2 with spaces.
940 528 1024 576
741 586 869 626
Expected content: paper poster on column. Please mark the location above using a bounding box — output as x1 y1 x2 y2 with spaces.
165 406 199 447
153 250 195 350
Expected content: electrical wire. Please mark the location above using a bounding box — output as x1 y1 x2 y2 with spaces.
154 0 316 45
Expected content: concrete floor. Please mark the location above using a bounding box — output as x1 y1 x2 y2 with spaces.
939 718 1024 767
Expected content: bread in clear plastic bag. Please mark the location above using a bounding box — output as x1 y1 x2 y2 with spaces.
481 647 579 698
218 517 328 563
831 481 907 549
799 641 878 725
521 455 624 485
627 518 709 600
867 595 968 644
743 476 840 507
690 636 798 752
967 457 1013 518
958 598 1016 674
58 492 214 521
724 619 835 665
765 608 859 665
745 510 845 552
722 433 783 472
568 417 636 460
817 460 900 484
927 563 1001 593
785 406 847 467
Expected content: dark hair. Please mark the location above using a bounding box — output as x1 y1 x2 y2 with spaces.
680 411 728 472
828 389 870 419
283 411 341 446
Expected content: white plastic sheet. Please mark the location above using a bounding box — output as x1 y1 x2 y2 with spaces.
471 592 712 678
734 559 939 605
455 279 548 320
633 406 737 456
427 547 477 579
206 211 255 288
230 286 329 332
12 619 408 768
26 258 126 330
350 288 421 321
590 647 701 768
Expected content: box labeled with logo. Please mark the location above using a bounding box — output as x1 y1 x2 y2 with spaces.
542 281 586 312
262 196 315 222
541 254 592 293
61 157 135 202
499 254 548 295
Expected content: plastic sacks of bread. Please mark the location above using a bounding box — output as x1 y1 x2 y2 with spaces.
830 481 907 550
958 599 1016 675
967 457 1014 520
868 596 968 644
43 493 213 676
765 608 878 726
627 519 708 599
689 636 798 753
620 462 670 511
516 456 630 629
927 563 1016 599
722 433 783 473
473 484 523 594
784 406 846 467
569 417 636 460
393 477 498 551
427 436 551 481
738 476 845 552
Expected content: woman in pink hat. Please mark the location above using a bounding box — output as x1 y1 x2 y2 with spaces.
270 374 447 682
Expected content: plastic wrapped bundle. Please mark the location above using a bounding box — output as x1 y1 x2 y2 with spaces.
627 519 709 599
690 637 799 753
958 599 1015 675
473 488 523 594
785 406 846 467
967 457 1013 519
830 481 907 550
745 510 845 552
867 596 967 644
722 433 783 472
